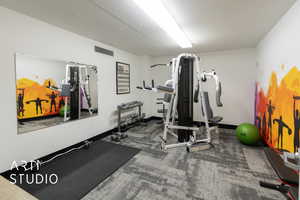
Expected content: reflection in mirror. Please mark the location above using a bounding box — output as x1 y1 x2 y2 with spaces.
16 54 98 134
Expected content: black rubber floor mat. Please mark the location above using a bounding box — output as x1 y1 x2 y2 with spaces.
5 140 140 200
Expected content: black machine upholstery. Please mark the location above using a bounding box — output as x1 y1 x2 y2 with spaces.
70 67 80 120
177 58 194 142
209 116 223 123
162 82 173 103
156 83 172 116
264 148 299 185
261 148 299 199
202 92 223 123
156 85 174 93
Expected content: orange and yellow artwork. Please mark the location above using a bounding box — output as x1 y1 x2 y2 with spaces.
255 66 300 153
16 78 63 120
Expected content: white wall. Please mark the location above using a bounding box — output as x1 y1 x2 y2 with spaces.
0 6 146 173
16 54 66 86
145 49 257 125
1 2 279 172
257 1 300 90
137 55 154 118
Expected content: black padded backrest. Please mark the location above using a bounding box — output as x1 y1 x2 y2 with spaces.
164 93 172 103
264 148 299 185
163 82 173 103
202 92 213 119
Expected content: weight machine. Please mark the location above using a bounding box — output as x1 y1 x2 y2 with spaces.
62 63 97 122
137 53 223 151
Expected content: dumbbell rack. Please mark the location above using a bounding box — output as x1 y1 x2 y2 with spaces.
111 101 145 142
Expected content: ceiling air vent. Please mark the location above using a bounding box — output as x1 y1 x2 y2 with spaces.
94 45 114 57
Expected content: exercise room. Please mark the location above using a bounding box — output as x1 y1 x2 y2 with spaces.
0 0 299 199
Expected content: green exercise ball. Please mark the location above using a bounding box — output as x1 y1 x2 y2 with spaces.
236 123 260 145
59 106 70 117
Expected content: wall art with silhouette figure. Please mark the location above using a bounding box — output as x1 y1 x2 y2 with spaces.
255 66 300 152
16 78 62 119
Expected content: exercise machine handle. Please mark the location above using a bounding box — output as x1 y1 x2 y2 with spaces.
259 181 278 189
259 181 289 193
143 80 154 90
199 70 223 107
216 82 223 107
194 84 199 103
136 80 151 90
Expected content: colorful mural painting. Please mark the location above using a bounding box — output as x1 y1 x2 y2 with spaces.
16 78 63 120
255 66 300 153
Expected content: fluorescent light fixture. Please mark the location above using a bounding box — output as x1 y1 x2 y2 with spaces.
133 0 192 48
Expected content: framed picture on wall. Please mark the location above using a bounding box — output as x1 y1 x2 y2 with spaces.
116 62 130 94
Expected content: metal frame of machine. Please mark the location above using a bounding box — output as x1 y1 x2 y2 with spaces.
63 63 95 122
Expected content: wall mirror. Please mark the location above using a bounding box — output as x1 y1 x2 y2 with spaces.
15 53 98 134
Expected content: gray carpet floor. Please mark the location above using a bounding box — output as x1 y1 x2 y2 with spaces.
82 121 284 200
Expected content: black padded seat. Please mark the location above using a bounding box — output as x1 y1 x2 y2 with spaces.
208 116 223 123
264 148 299 185
202 91 223 125
156 85 174 93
